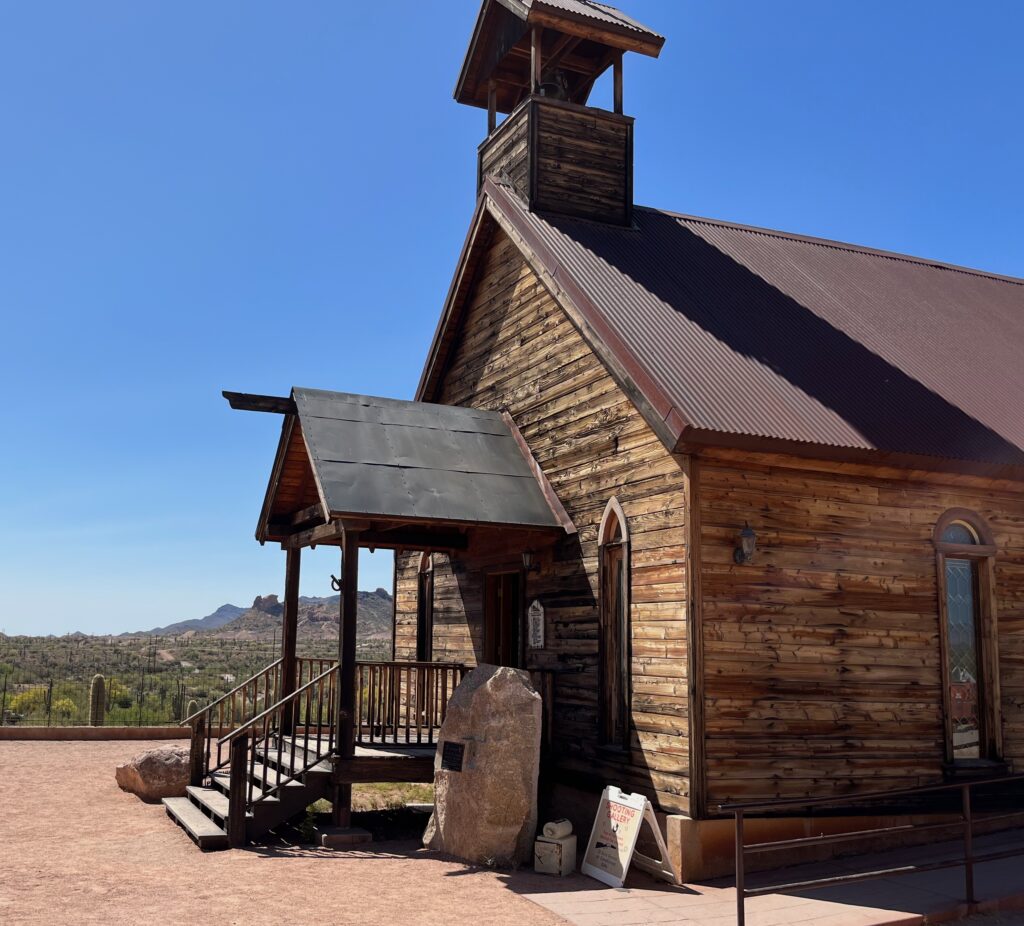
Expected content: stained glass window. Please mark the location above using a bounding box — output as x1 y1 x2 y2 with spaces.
942 521 979 545
945 557 980 760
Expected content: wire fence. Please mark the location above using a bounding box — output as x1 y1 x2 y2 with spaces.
0 634 389 727
0 665 250 727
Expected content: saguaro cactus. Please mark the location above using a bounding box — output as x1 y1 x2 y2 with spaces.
185 699 199 720
89 674 106 726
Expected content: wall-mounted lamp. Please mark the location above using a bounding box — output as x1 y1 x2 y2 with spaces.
733 524 757 565
522 551 540 573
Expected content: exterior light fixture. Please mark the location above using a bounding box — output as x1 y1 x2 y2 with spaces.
522 551 540 573
733 524 757 565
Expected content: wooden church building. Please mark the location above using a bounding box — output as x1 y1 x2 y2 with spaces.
190 0 1024 869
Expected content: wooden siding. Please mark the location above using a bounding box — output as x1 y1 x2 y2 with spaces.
396 227 691 813
698 447 1024 810
478 102 530 197
477 97 632 226
532 99 631 225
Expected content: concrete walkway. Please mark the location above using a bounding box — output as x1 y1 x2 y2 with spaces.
506 828 1024 926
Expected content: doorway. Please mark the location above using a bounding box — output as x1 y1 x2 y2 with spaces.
484 571 522 668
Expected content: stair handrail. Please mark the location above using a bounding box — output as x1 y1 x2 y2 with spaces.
220 662 339 819
179 657 284 727
217 662 337 746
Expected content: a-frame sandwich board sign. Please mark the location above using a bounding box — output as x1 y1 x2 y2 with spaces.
581 786 680 888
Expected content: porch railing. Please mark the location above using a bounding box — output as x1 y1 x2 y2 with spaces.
722 772 1024 926
356 661 466 746
183 658 467 785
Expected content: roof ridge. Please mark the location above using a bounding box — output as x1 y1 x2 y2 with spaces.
636 205 1024 288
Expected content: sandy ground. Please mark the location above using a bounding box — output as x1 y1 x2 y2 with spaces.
0 740 565 926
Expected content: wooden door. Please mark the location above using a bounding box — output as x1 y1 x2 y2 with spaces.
484 571 522 668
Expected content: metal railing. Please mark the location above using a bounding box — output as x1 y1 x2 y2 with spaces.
722 772 1024 926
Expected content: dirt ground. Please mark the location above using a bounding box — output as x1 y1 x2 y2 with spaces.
0 740 565 926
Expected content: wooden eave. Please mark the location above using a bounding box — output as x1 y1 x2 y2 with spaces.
256 415 328 544
455 0 663 113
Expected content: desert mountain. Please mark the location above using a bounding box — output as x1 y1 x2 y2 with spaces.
196 590 394 644
142 603 248 636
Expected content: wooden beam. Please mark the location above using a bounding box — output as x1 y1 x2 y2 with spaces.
332 755 434 785
267 503 327 534
487 79 497 134
222 391 296 414
332 529 360 828
279 547 300 735
281 521 346 549
542 34 582 75
361 527 469 552
613 52 623 114
530 25 542 93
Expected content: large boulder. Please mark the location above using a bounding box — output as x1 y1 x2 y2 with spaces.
115 745 190 802
423 665 541 867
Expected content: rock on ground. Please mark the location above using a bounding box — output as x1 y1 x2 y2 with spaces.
424 665 541 867
115 744 190 802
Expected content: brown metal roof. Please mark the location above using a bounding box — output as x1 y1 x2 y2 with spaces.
480 179 1024 471
530 0 664 39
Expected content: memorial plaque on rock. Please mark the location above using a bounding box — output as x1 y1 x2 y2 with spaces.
423 664 542 867
441 740 465 772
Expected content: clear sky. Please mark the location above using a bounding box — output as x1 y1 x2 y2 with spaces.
1 1 1021 636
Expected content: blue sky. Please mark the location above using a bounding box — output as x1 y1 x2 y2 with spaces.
1 1 1021 635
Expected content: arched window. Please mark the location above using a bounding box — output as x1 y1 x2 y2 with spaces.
599 498 630 748
416 553 434 663
933 509 1000 764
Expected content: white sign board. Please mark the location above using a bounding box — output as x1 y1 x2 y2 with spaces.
581 786 679 888
527 599 545 649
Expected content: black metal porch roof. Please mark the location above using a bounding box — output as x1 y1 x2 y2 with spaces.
290 388 564 530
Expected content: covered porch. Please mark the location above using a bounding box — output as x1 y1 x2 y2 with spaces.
173 387 572 848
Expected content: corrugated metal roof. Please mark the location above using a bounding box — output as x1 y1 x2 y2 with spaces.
530 0 663 39
487 182 1024 468
292 388 563 528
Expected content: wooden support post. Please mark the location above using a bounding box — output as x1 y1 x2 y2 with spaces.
613 53 623 114
228 733 249 848
487 79 497 134
189 713 206 786
531 25 542 93
333 530 360 828
280 546 301 735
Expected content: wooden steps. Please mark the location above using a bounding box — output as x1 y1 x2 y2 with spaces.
164 736 333 851
163 797 229 851
164 732 435 850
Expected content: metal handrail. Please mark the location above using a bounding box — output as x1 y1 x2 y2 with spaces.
720 770 1024 814
725 772 1024 926
179 658 283 727
217 663 338 746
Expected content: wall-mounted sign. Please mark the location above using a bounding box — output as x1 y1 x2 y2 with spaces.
581 786 678 888
527 599 545 649
440 740 466 772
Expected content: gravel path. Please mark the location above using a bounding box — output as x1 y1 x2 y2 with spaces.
0 740 565 926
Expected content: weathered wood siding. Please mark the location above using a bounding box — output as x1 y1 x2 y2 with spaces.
698 447 1024 809
396 227 691 813
478 102 530 197
532 99 631 225
477 97 632 226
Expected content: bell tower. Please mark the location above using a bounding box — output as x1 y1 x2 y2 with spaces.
456 0 664 226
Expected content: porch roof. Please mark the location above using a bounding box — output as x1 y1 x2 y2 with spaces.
226 388 572 545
